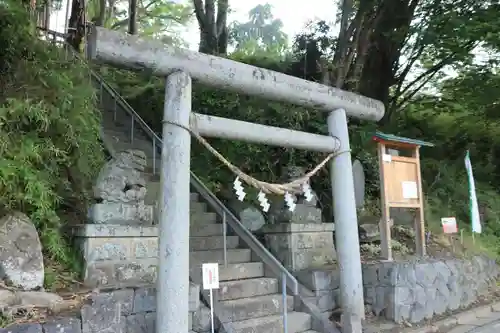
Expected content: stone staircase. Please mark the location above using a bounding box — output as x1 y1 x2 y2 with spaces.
92 84 321 333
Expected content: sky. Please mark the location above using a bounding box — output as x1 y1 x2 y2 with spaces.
49 0 338 50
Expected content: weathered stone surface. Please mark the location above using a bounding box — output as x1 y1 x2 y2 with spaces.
0 289 16 311
264 223 336 271
17 291 64 308
73 224 159 238
1 323 43 333
84 258 158 288
79 237 158 263
295 268 340 291
88 202 154 225
43 318 81 333
192 304 218 332
359 224 380 243
224 199 265 232
369 256 498 324
81 290 133 333
1 284 200 333
94 150 147 204
132 287 156 313
125 313 155 333
0 212 44 290
268 203 322 225
352 159 365 209
296 255 498 325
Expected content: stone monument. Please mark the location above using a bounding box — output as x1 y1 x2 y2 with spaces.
88 149 154 225
262 166 336 271
75 149 158 287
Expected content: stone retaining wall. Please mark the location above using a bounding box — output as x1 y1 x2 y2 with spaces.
1 285 201 333
295 255 499 324
365 256 498 323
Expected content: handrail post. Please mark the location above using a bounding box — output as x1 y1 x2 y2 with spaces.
131 117 135 143
223 211 227 268
99 82 103 107
152 137 156 175
282 272 287 333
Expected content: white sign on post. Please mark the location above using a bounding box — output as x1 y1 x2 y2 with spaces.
202 263 219 333
441 217 458 234
202 263 220 290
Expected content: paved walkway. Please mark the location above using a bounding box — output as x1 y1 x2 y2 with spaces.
468 320 500 333
403 302 500 333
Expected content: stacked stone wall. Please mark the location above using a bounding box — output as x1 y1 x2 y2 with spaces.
295 255 499 324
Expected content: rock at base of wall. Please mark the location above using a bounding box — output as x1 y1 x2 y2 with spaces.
0 212 44 290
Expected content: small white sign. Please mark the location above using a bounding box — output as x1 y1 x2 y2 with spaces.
441 217 458 234
202 263 219 290
402 181 418 199
382 154 392 162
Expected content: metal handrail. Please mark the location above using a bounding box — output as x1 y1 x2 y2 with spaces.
39 28 299 295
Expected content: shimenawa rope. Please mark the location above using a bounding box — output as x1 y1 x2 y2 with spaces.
164 115 349 195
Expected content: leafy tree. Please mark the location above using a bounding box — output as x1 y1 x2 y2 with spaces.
193 0 229 55
228 3 288 57
66 0 193 50
1 0 105 271
292 0 500 122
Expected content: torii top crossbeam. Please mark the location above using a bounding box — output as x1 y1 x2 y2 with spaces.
87 27 385 121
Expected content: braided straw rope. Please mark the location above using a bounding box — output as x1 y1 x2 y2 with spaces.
164 114 349 195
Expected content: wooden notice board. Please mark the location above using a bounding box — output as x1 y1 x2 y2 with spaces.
372 132 434 260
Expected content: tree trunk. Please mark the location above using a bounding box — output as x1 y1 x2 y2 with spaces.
93 0 106 26
193 0 228 55
358 0 419 123
128 0 137 34
66 0 85 50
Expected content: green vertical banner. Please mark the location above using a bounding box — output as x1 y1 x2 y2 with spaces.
465 150 482 234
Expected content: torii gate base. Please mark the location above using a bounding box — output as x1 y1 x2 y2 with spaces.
88 27 385 333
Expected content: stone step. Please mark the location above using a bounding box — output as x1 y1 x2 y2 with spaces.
190 262 264 282
190 236 239 251
103 128 151 144
217 294 294 323
83 257 158 287
191 211 217 224
190 193 199 202
222 312 312 333
190 223 224 237
107 140 155 155
81 234 240 261
215 277 278 301
190 249 251 265
145 182 207 213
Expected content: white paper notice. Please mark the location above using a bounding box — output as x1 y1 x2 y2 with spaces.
202 263 219 290
382 154 392 162
402 181 418 199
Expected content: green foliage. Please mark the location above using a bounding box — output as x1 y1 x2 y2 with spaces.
228 3 288 58
0 0 105 272
101 48 500 258
87 0 193 46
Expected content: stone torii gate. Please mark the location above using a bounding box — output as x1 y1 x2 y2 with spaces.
87 27 384 333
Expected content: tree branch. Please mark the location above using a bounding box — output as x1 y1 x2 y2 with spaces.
216 0 228 36
204 0 215 35
399 40 476 98
192 0 205 29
